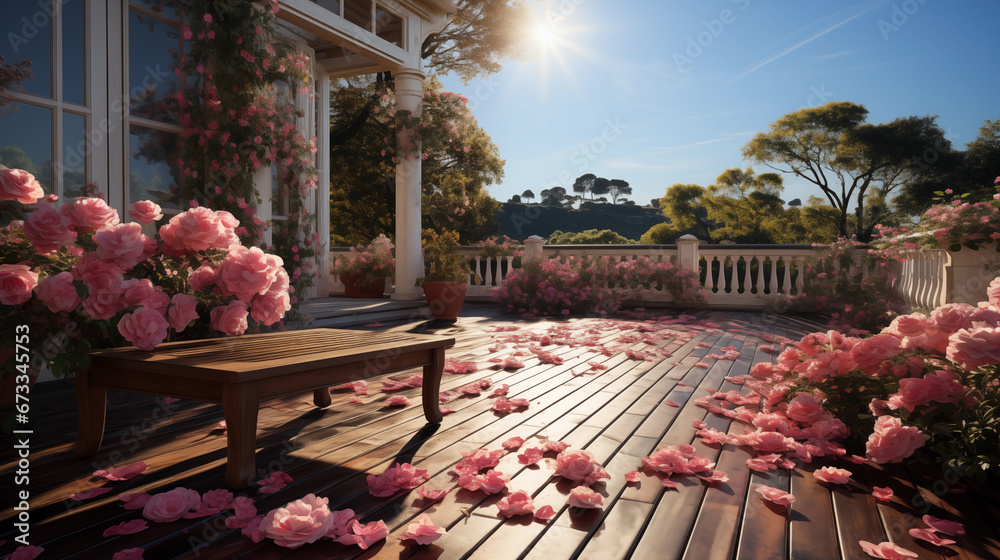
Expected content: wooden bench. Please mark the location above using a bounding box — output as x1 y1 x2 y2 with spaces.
74 328 455 488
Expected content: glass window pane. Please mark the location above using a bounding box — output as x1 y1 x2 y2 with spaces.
62 112 87 198
375 6 402 47
128 9 181 124
129 0 180 22
271 163 287 216
311 0 341 15
129 124 180 209
0 1 53 98
0 102 53 193
62 0 86 105
344 0 372 31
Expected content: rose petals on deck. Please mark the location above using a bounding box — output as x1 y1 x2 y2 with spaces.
70 487 112 501
399 514 446 545
385 395 409 407
921 515 965 535
103 519 149 537
857 540 918 559
443 360 478 374
872 486 893 502
94 461 147 481
908 528 956 546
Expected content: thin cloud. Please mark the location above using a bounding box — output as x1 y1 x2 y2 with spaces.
723 2 886 85
647 132 753 153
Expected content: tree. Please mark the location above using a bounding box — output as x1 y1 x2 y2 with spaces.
607 179 632 205
658 184 714 242
509 194 521 203
539 186 568 206
521 189 535 203
548 229 636 244
592 177 611 200
702 168 786 243
742 101 949 240
420 0 533 84
639 222 680 244
328 76 503 245
572 173 596 199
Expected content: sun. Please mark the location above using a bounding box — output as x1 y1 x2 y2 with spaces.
530 20 557 49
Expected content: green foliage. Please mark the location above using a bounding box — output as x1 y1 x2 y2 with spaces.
776 238 903 334
334 234 395 285
742 101 951 241
639 222 681 244
547 229 637 245
496 202 665 240
329 76 504 245
421 229 472 283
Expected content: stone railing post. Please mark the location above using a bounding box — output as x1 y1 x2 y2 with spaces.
676 235 700 270
524 235 545 262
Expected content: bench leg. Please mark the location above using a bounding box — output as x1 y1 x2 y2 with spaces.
313 388 332 407
422 347 444 424
74 367 106 457
223 382 260 489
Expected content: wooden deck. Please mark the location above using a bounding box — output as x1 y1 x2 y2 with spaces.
3 304 999 560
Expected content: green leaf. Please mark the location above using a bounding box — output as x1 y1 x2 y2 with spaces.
949 244 962 252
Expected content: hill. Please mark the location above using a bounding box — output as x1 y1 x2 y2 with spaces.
496 202 667 241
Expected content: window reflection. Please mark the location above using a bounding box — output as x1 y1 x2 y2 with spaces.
311 0 341 15
62 112 87 198
62 0 86 105
344 0 373 31
129 125 181 209
375 6 403 47
129 0 180 21
128 9 182 124
0 1 53 98
0 103 53 193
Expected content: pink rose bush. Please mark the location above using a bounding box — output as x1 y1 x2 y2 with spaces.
0 174 293 382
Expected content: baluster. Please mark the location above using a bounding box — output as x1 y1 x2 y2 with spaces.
726 255 736 294
781 256 792 294
754 256 764 295
794 256 805 294
741 256 751 294
705 257 715 292
768 257 779 294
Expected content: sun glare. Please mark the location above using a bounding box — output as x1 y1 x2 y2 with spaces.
531 20 557 49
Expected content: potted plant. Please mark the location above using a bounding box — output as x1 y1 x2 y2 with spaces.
419 229 472 320
335 234 394 298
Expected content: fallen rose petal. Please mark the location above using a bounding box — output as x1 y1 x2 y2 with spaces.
534 504 556 521
566 486 603 509
399 514 445 545
909 527 956 546
94 461 147 481
71 487 113 500
112 548 144 560
503 436 524 450
215 420 227 431
348 396 363 404
858 540 919 559
922 515 965 535
417 486 449 502
755 487 795 508
665 401 680 407
119 492 151 509
813 466 852 484
386 395 409 407
336 520 389 550
625 471 641 483
661 478 678 489
9 546 44 560
518 447 544 465
103 519 149 537
872 487 893 502
162 397 179 404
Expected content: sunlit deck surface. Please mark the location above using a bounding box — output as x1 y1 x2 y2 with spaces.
4 304 999 560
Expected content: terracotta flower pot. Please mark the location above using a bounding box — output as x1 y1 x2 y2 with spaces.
343 276 386 298
422 281 467 320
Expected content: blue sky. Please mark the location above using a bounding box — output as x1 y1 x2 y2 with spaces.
437 0 1000 210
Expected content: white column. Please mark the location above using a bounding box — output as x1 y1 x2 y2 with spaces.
392 68 425 300
676 235 700 270
524 235 545 262
316 71 332 296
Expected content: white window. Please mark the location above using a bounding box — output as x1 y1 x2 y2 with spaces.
0 0 107 200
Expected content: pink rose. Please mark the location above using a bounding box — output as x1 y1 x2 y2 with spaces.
188 264 218 291
258 493 334 549
24 205 76 254
158 206 237 253
398 514 445 544
785 393 825 425
517 447 544 465
755 487 795 508
72 252 122 283
119 279 156 307
947 326 1000 369
865 416 926 464
566 486 603 509
857 541 918 559
82 269 124 319
251 290 290 326
497 490 535 518
168 293 199 332
143 289 170 316
118 307 169 351
217 246 283 301
336 519 388 550
812 466 852 484
209 300 248 336
988 277 1000 308
128 200 163 224
0 264 39 305
96 222 145 270
0 168 44 203
61 197 120 231
872 486 893 502
554 449 610 485
142 487 202 522
849 333 901 373
931 303 977 335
